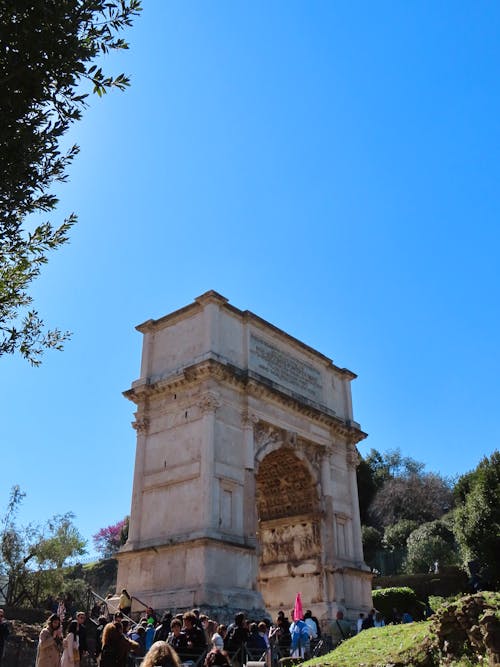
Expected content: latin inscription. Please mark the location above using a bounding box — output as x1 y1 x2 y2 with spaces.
249 334 323 403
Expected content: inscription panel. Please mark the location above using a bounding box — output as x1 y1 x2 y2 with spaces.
250 334 323 403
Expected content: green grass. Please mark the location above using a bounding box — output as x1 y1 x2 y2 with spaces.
306 622 433 667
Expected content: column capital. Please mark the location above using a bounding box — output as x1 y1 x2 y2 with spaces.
198 391 221 414
132 417 149 434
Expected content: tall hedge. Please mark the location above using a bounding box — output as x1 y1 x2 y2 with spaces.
372 586 425 623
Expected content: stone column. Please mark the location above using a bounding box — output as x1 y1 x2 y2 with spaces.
347 443 364 562
199 392 221 532
127 416 149 546
242 411 258 545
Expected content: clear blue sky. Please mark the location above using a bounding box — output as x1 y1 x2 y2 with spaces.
2 2 499 558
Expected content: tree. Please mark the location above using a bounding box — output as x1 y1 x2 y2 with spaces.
384 519 419 552
361 525 383 568
404 520 458 574
453 450 500 588
0 0 141 365
92 517 129 559
369 472 453 529
0 485 87 606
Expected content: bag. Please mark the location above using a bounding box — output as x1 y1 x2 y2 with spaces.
73 648 80 662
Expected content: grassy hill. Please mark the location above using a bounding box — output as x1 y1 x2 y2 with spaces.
305 592 500 667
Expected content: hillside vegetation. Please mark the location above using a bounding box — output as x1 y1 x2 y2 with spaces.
307 592 500 666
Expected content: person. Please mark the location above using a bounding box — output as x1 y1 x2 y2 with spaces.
303 611 318 640
182 611 207 662
257 621 271 667
101 616 139 667
61 620 80 667
140 641 183 667
154 613 172 643
57 598 67 627
128 625 146 658
95 616 108 660
356 613 364 634
146 607 158 625
361 609 375 630
0 609 9 667
224 612 248 667
36 614 63 667
166 618 188 659
246 622 267 658
76 612 87 661
269 613 291 659
119 589 133 617
289 610 310 659
329 611 351 647
100 618 123 667
204 648 230 667
211 624 226 651
374 612 385 628
145 619 156 651
401 611 413 624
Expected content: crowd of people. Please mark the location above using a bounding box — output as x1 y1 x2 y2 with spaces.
0 592 417 667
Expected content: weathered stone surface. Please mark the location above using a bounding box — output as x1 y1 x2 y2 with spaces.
117 291 371 624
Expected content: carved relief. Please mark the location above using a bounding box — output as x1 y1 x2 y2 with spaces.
256 447 318 522
299 438 323 474
254 422 282 455
260 520 321 565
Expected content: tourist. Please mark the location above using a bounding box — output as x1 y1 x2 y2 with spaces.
204 648 230 667
61 620 80 667
356 613 364 634
246 622 267 658
211 624 226 651
361 609 375 630
269 613 291 659
166 618 188 657
154 612 172 643
119 589 133 617
100 616 139 667
128 625 146 657
140 641 182 667
258 621 271 667
182 611 207 661
289 609 310 659
329 611 351 647
146 607 158 625
401 611 413 624
374 612 385 628
303 610 318 640
145 619 156 651
36 614 63 667
224 612 248 667
0 609 10 667
76 612 87 661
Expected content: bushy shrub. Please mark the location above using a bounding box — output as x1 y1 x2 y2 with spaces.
404 520 457 574
372 586 425 622
384 520 419 551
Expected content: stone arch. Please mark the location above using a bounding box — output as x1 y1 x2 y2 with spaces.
255 446 323 610
255 446 319 522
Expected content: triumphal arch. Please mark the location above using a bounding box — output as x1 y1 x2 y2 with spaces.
116 291 372 622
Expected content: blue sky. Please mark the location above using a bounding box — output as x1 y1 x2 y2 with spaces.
2 2 499 557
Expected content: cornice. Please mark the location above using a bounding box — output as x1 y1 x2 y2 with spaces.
124 358 367 445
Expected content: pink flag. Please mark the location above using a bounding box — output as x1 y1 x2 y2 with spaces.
293 592 303 621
